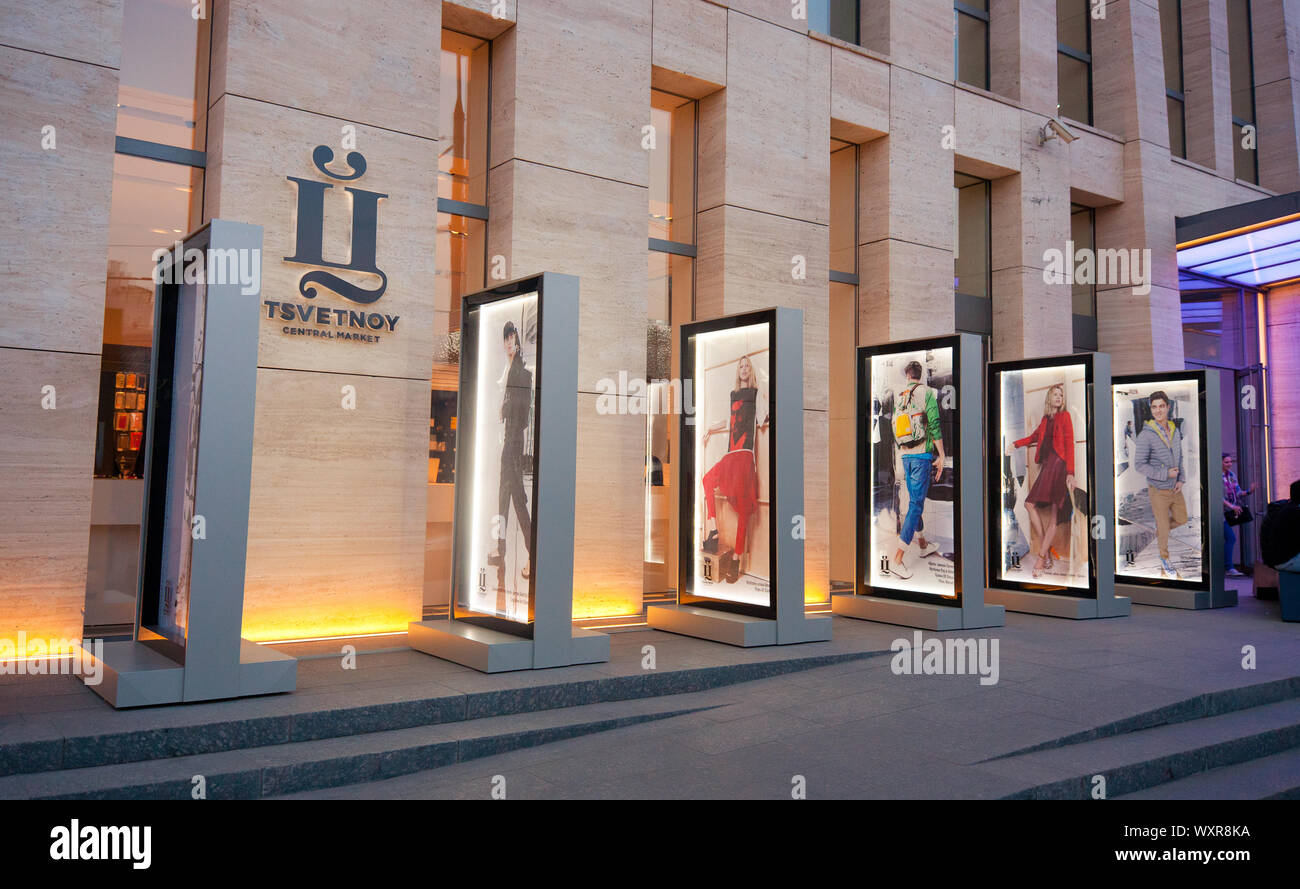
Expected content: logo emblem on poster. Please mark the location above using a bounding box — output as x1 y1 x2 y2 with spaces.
284 145 388 304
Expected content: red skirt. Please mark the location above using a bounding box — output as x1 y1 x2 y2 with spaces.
702 449 759 554
1027 446 1069 510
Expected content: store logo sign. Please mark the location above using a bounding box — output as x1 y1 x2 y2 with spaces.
284 145 389 304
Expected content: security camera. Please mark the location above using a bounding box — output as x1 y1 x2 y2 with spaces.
1039 116 1080 145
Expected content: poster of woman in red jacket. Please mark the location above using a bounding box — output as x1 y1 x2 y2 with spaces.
692 323 771 607
999 368 1090 588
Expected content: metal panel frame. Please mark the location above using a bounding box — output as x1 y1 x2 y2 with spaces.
1112 369 1231 608
412 273 606 670
985 351 1127 618
836 333 1003 629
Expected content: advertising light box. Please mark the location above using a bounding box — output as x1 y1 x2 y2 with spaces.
451 288 541 636
860 339 961 601
990 356 1097 595
985 351 1128 619
1111 370 1231 608
833 333 1002 631
650 307 830 646
412 273 610 671
680 314 777 618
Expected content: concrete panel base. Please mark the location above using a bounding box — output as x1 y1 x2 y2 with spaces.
407 619 611 673
984 588 1132 619
78 639 297 709
831 594 1006 630
1116 583 1238 610
646 604 832 647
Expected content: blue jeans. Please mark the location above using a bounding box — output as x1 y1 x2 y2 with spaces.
1224 520 1236 572
900 453 933 546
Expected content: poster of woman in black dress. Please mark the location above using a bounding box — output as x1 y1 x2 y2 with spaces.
461 292 538 624
693 323 771 606
999 366 1090 588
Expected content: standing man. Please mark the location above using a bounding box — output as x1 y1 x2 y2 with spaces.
889 360 946 580
489 320 532 582
1133 391 1186 579
1223 453 1255 578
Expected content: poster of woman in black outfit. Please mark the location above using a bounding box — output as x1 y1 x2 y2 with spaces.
460 293 538 624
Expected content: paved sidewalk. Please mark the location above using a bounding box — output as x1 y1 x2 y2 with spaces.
279 581 1300 799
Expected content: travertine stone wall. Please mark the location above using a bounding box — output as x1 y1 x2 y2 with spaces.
489 0 650 618
697 7 832 601
206 0 440 640
0 0 122 656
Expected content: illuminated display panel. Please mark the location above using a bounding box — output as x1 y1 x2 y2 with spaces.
679 313 778 619
136 272 207 658
989 357 1096 596
1112 373 1210 589
858 339 962 603
451 289 540 635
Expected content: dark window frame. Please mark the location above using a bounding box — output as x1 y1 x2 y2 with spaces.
1057 1 1094 126
954 1 991 91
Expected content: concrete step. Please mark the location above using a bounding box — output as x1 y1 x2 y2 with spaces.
995 698 1300 799
0 648 884 779
0 696 717 800
982 675 1300 762
1117 748 1300 800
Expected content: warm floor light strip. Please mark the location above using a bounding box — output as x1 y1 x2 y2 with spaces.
256 630 408 645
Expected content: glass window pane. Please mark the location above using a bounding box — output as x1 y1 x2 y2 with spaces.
830 144 856 274
116 0 210 150
645 252 692 590
1234 122 1258 183
96 155 203 479
440 30 490 204
1159 0 1183 92
650 91 695 244
809 0 859 43
1057 0 1089 52
1182 291 1247 366
1057 52 1091 124
955 177 989 299
1167 96 1186 159
1071 206 1096 316
956 11 989 89
1228 0 1255 124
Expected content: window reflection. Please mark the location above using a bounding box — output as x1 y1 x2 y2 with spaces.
955 1 989 90
830 140 856 274
1071 204 1096 317
440 30 490 204
95 155 203 479
1057 0 1092 125
116 0 210 150
650 90 695 244
955 173 990 300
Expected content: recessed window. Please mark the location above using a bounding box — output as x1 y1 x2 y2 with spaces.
1159 0 1186 158
955 1 990 90
808 0 859 44
1057 0 1093 125
1228 0 1258 184
116 0 210 150
1071 204 1096 317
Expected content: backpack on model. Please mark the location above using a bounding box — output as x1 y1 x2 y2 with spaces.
892 384 929 447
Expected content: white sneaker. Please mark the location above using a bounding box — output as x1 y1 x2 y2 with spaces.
891 559 914 579
916 541 941 559
1226 568 1245 578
